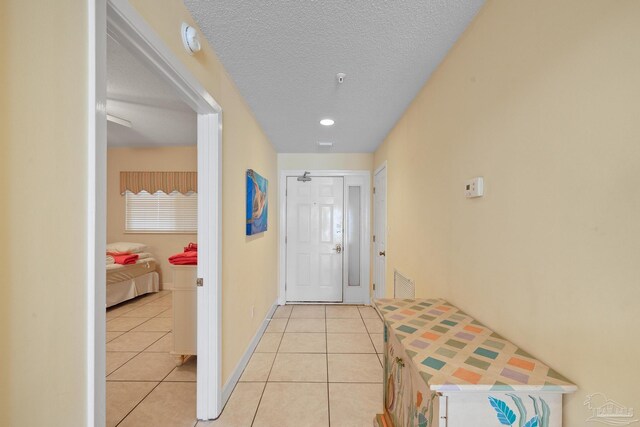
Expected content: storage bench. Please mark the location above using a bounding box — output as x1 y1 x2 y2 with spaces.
373 298 576 427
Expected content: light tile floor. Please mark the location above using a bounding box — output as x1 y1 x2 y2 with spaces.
106 295 385 427
106 290 197 427
206 304 385 427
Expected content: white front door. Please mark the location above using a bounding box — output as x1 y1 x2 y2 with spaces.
373 166 387 298
286 176 344 302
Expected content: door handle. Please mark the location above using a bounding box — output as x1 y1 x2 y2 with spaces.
334 244 342 254
379 251 386 256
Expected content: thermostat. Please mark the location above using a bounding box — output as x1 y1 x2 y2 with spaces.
465 177 484 198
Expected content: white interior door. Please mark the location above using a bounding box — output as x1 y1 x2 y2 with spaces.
373 166 387 298
286 176 344 302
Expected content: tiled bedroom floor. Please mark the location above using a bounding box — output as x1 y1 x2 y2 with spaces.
106 294 385 427
106 290 197 427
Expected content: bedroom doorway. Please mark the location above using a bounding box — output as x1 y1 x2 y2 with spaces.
89 0 223 424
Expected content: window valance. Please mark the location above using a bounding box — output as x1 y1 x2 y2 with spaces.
120 171 197 195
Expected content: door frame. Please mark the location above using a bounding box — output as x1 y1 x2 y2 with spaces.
278 170 371 305
373 162 387 299
88 1 223 424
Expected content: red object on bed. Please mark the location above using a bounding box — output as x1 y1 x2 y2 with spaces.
107 252 139 265
169 243 198 265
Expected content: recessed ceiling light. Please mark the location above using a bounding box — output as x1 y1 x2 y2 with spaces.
320 119 335 126
317 141 333 147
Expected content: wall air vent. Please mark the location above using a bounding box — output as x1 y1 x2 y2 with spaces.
394 269 415 299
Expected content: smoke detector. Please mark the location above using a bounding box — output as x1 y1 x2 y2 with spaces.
181 23 201 55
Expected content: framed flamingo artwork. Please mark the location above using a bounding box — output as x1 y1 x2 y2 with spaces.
246 169 268 235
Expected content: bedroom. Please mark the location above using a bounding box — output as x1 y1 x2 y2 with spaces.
104 34 199 425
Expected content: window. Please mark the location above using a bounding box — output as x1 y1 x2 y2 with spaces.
125 190 197 233
347 186 361 286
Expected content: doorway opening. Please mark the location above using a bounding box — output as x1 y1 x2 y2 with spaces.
104 25 199 425
278 170 370 305
89 0 223 424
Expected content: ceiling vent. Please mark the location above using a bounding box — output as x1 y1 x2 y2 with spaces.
316 141 333 152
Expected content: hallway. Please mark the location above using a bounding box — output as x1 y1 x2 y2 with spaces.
202 304 385 426
107 296 385 426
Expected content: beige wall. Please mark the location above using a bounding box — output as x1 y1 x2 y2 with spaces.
0 1 89 425
107 146 197 286
374 1 640 425
128 0 279 386
1 0 278 424
0 5 7 422
278 153 373 171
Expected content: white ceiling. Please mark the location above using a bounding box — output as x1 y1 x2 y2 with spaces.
107 37 196 147
184 0 484 153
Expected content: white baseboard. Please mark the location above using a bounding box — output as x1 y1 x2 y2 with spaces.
221 300 279 406
161 282 174 290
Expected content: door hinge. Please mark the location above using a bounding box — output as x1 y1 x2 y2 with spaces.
373 283 376 290
373 235 376 242
373 187 376 194
285 236 287 244
196 278 204 287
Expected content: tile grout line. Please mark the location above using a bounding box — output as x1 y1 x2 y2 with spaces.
361 306 384 368
250 305 291 426
220 304 381 427
106 292 197 425
106 328 171 378
114 357 183 427
325 306 331 427
106 290 171 321
106 292 178 426
114 311 186 425
239 380 382 384
111 338 154 425
107 330 170 355
107 379 196 383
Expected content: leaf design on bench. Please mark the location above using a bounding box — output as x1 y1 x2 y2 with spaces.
507 394 527 427
523 415 539 427
489 396 517 426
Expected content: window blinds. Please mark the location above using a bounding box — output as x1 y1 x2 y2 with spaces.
125 190 197 233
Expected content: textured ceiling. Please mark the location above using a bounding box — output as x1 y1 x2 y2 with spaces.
107 37 196 147
184 0 484 153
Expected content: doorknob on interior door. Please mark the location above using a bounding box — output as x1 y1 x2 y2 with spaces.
379 251 386 256
334 243 342 254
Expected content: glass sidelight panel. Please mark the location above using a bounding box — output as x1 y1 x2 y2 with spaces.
347 186 361 286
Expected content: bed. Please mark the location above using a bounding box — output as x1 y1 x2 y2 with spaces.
106 252 159 307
